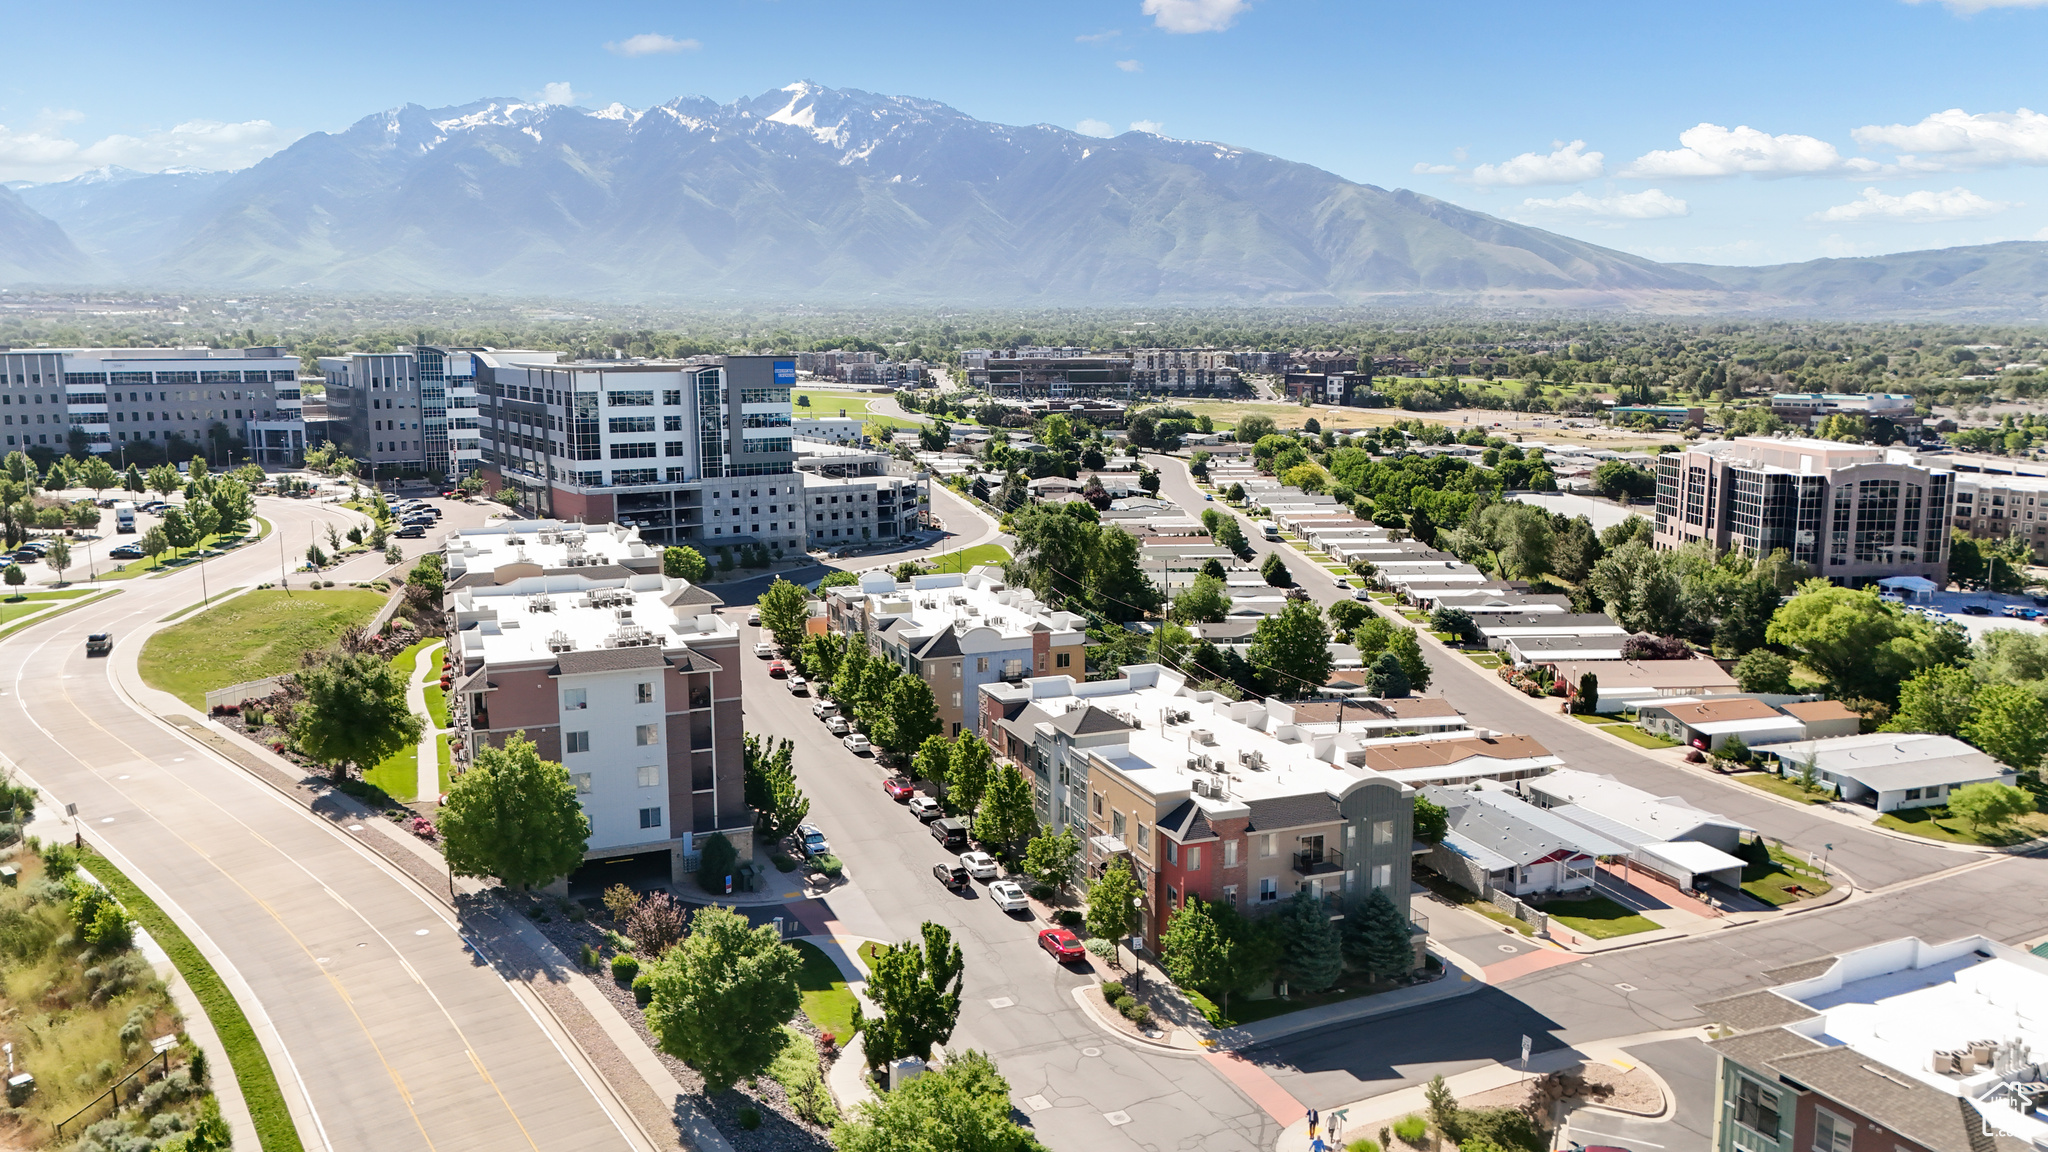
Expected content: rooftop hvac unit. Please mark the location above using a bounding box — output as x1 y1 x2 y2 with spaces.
546 630 574 653
1192 779 1210 797
1186 757 1201 770
529 597 555 613
1237 749 1251 765
1191 729 1214 745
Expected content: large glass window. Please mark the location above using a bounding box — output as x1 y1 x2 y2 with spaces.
608 416 655 433
1814 1109 1852 1152
1734 1078 1780 1138
605 390 654 406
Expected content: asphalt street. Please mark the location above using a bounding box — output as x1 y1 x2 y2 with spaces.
733 617 1281 1152
0 494 647 1152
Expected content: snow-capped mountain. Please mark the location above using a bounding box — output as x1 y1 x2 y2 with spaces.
1 82 1715 301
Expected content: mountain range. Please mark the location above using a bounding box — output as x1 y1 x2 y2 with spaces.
2 82 2044 316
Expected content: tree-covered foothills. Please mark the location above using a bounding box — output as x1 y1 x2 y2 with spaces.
4 291 2045 411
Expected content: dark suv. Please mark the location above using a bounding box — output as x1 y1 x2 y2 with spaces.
930 818 968 850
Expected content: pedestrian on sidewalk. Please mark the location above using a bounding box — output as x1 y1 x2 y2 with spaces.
1307 1107 1320 1140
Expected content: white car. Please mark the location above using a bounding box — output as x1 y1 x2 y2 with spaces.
787 675 808 694
843 733 872 754
754 642 776 658
825 716 850 736
988 880 1030 913
747 609 761 625
798 823 831 858
811 699 838 718
1352 586 1373 601
959 851 998 881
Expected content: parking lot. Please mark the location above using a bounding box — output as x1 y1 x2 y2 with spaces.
1899 586 2048 642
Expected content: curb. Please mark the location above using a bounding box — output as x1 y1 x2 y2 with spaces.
1067 984 1209 1059
1220 957 1484 1050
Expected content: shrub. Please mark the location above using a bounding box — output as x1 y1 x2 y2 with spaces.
737 1108 762 1130
611 953 640 982
1459 1107 1546 1152
1684 749 1705 764
814 854 844 878
1347 1142 1381 1152
772 853 799 873
1112 994 1136 1015
602 883 639 924
1393 1116 1429 1147
579 943 600 971
632 971 653 1007
1125 1002 1151 1026
604 929 634 954
1084 938 1117 961
1029 881 1055 901
1055 909 1083 928
1100 981 1124 1002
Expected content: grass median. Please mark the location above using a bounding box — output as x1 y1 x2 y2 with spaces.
139 588 386 708
926 543 1012 575
82 848 304 1152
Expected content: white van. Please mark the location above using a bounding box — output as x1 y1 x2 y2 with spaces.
1256 519 1280 541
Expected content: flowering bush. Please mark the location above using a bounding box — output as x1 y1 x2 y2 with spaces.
410 816 437 840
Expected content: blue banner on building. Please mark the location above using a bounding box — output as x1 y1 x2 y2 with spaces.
774 361 796 386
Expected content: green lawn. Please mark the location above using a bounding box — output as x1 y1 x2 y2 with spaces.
793 390 885 417
1229 979 1402 1025
1605 725 1679 750
1876 805 2048 847
425 683 449 729
1537 895 1661 939
436 734 452 795
857 940 890 973
0 588 97 627
791 939 859 1039
1741 842 1834 906
926 543 1012 575
1733 772 1829 805
1570 712 1625 726
1464 652 1503 669
138 588 388 707
363 739 420 802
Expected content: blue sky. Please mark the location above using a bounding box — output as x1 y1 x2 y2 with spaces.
6 0 2048 268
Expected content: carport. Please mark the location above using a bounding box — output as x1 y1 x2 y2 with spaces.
1633 840 1746 893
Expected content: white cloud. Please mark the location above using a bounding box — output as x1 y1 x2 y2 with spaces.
1519 188 1690 219
539 82 585 106
1411 162 1457 175
1622 122 1878 178
1905 0 2048 12
1130 120 1165 135
604 33 699 57
1469 140 1604 187
1812 186 2016 222
1117 59 1144 72
1076 30 1121 42
1142 0 1250 34
1853 107 2048 171
1077 119 1117 138
0 117 292 183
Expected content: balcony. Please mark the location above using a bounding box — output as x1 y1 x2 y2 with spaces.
1292 848 1344 876
1409 911 1429 936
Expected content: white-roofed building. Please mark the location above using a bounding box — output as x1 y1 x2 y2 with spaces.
1759 733 2014 812
1521 767 1752 892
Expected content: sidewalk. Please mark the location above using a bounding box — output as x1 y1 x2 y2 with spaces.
408 640 446 803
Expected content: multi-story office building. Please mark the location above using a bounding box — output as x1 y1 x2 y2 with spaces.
474 354 804 557
973 356 1133 400
2 346 304 464
975 664 1425 964
1769 392 1921 438
442 521 750 885
825 569 1086 739
317 345 501 479
1653 437 1952 582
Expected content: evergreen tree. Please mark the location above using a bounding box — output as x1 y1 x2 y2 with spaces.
1276 890 1343 993
1344 887 1416 979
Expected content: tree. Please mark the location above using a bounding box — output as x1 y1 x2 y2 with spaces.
697 832 739 893
1364 651 1411 698
160 507 196 558
1961 684 2048 771
208 478 253 533
625 891 689 957
742 735 810 839
290 652 425 784
1087 524 1162 622
1276 889 1343 993
1550 516 1602 585
1429 606 1475 643
146 463 180 502
1343 887 1415 979
1412 796 1448 844
1260 551 1293 587
875 674 942 759
1247 600 1332 697
1474 503 1554 581
438 732 588 889
1386 625 1432 692
1572 671 1601 715
1947 781 2035 833
139 525 168 564
1883 665 1978 738
642 905 802 1095
1426 1074 1462 1142
1733 650 1795 694
122 464 143 494
189 500 221 545
832 1049 1044 1152
1589 542 1682 635
1 566 22 597
1022 826 1081 891
1591 461 1658 502
935 734 993 818
1234 414 1277 443
1162 898 1234 1007
1767 581 1969 705
42 537 70 583
974 764 1036 854
862 922 965 1070
757 578 810 652
1171 573 1231 624
1085 857 1142 965
78 456 119 501
913 734 952 787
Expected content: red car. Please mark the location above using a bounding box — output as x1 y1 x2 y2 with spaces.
883 776 916 801
768 660 788 678
1037 928 1085 962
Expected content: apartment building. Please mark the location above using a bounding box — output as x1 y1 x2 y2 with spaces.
1949 471 2048 561
1653 436 1952 582
474 353 804 557
826 569 1086 739
1128 349 1240 394
443 521 748 885
3 346 304 463
975 664 1423 960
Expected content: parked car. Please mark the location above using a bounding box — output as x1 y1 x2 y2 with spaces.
85 632 113 656
930 818 968 850
9 552 36 565
768 660 788 677
787 675 808 694
883 776 916 801
2005 605 2040 620
907 796 942 821
842 733 872 754
754 642 776 658
1352 586 1373 601
958 851 998 881
747 610 761 626
108 544 143 559
396 525 426 539
1037 928 1085 962
825 716 850 736
932 862 970 890
1962 604 1993 616
988 880 1030 913
798 823 830 858
811 699 838 718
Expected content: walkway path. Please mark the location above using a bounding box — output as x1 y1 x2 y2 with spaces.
410 640 446 803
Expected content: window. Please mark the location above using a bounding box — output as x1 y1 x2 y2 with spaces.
634 724 660 746
571 773 593 793
607 390 655 406
639 807 663 830
635 682 654 705
1223 839 1239 867
1093 791 1104 817
1222 884 1238 906
1734 1078 1780 1138
1257 877 1277 903
1165 842 1178 865
1373 864 1392 888
1259 833 1275 858
1814 1110 1853 1152
1112 811 1126 838
1056 652 1071 669
1373 820 1394 846
1187 845 1201 871
565 731 591 754
638 764 659 788
976 657 989 673
562 688 587 711
1137 824 1150 851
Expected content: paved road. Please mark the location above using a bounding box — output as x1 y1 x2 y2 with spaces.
0 495 645 1152
735 621 1279 1152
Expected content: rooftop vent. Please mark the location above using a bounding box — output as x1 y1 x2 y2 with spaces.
529 596 555 613
1191 729 1215 746
607 624 657 648
546 630 574 653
